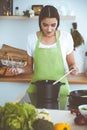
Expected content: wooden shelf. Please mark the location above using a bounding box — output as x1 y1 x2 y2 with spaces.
0 15 76 20
60 15 76 20
0 16 28 20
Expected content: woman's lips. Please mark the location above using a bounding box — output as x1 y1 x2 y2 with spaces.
46 32 53 35
47 32 52 34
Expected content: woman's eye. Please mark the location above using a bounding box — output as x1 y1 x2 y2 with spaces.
42 23 57 27
51 24 56 27
43 23 48 27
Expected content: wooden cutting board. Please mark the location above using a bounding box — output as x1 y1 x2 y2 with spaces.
2 44 27 54
0 44 28 61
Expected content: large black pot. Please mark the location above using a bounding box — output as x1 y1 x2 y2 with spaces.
31 80 65 109
68 90 87 109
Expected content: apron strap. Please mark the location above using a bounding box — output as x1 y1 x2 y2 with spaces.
56 31 60 47
36 32 42 48
36 31 59 48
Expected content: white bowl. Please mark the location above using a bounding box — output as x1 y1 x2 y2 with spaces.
78 104 87 118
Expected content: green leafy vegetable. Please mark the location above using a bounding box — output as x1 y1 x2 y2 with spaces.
0 102 38 130
81 107 87 110
32 118 54 130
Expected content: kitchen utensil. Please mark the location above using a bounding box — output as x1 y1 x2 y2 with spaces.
68 90 87 109
78 104 87 118
53 69 74 85
31 80 65 109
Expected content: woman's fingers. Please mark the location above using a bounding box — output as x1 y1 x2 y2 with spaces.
70 65 79 75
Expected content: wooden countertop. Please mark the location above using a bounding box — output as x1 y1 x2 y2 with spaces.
0 72 33 83
0 72 87 84
67 73 87 84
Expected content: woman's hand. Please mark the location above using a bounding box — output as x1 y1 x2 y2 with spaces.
66 51 79 75
69 64 79 75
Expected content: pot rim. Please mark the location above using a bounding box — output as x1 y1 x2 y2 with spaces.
68 90 87 98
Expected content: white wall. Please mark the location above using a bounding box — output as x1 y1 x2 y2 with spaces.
0 0 87 106
0 82 29 106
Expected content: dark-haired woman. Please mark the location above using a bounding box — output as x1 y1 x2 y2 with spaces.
10 5 78 110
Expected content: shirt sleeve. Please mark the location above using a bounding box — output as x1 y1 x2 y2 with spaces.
27 33 37 57
66 32 74 55
59 31 74 72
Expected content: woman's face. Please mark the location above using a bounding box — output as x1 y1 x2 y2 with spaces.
41 18 58 37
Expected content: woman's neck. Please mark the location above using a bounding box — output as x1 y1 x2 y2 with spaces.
41 35 56 45
37 30 60 45
42 30 60 45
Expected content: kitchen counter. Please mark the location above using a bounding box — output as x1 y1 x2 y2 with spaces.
38 109 87 130
0 72 87 84
0 72 33 82
67 73 87 84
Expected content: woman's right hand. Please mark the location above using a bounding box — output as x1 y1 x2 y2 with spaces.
69 64 79 75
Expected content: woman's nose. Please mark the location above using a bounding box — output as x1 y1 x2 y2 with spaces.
48 26 52 32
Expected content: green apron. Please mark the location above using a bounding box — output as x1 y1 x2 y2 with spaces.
27 31 70 110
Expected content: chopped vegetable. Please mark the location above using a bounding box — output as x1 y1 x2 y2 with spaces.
36 110 52 122
81 107 87 110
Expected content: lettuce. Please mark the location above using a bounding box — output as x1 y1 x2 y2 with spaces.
0 102 38 130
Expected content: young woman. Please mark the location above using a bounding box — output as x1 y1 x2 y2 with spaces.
10 5 78 110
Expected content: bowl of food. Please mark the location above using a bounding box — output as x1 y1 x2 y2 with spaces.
78 104 87 118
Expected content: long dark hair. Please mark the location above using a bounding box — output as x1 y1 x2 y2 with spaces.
39 5 60 31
